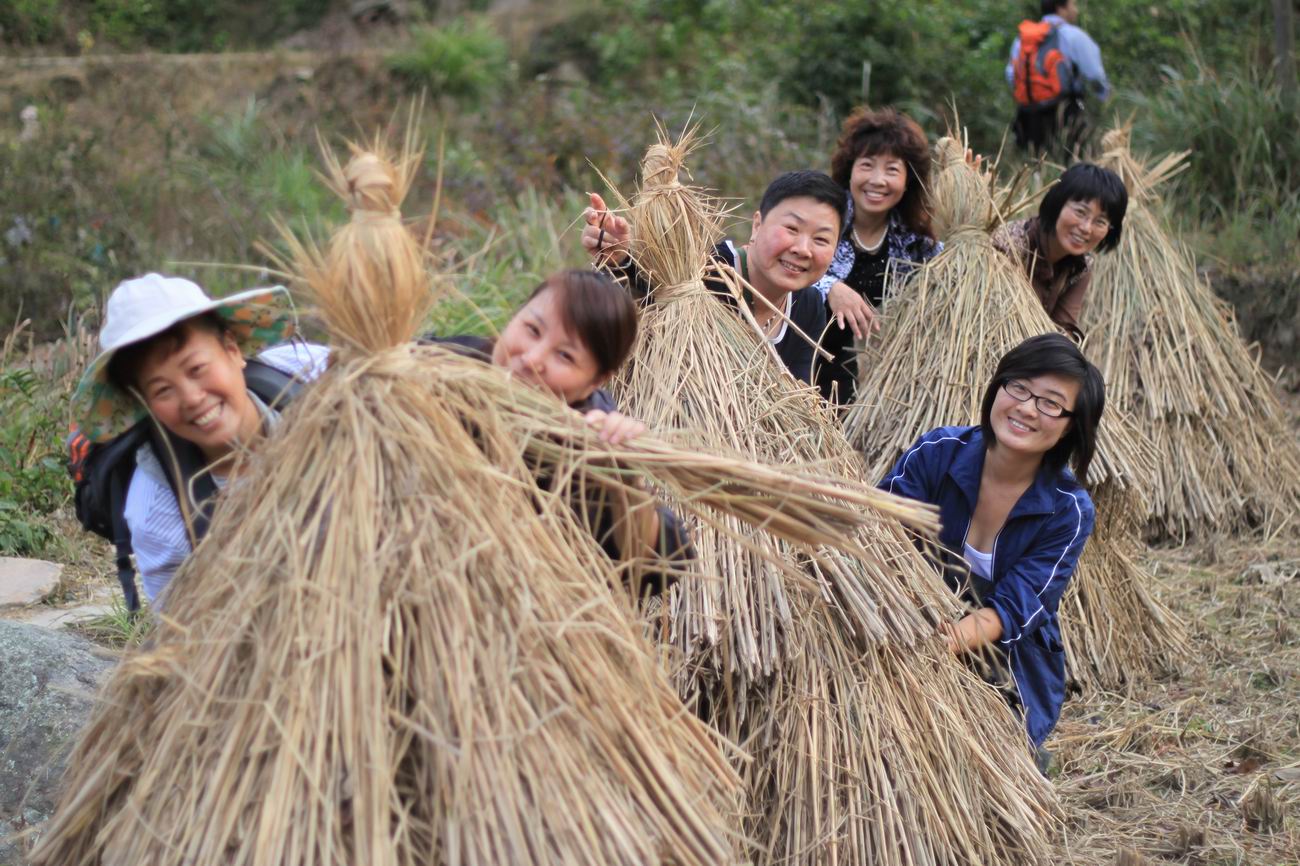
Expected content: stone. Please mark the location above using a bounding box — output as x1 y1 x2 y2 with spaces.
0 620 114 864
0 558 63 607
18 602 116 630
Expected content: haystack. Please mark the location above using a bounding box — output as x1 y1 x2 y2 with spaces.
28 138 951 866
609 130 1061 865
1087 126 1300 537
845 137 1187 689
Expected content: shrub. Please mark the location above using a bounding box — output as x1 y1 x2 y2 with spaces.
0 365 71 556
1125 57 1298 215
388 20 513 102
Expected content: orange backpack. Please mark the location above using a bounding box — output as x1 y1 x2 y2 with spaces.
1012 19 1076 107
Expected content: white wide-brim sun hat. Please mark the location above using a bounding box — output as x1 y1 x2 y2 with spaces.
72 273 297 443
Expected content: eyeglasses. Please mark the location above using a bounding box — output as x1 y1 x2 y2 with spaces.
1002 379 1075 418
1066 202 1110 233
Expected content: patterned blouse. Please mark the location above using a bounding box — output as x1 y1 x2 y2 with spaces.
811 195 943 302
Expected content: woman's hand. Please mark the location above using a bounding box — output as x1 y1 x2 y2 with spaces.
582 192 632 266
827 281 878 340
939 608 1004 654
584 409 647 446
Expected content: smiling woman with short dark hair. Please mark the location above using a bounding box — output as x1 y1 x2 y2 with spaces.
994 162 1128 340
880 333 1105 768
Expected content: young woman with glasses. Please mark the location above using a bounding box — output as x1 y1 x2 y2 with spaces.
994 163 1128 340
880 333 1105 766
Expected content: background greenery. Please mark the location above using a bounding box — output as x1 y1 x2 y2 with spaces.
1 0 1295 558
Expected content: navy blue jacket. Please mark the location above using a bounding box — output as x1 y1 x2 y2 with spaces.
880 425 1095 746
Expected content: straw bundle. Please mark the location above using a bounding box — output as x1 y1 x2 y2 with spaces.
845 138 1186 690
1086 126 1300 537
1060 486 1190 685
30 139 962 866
611 130 1060 865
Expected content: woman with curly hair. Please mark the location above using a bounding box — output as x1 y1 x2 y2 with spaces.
813 106 943 405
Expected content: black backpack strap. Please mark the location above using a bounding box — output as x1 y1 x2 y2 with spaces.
146 424 220 543
106 468 141 613
244 357 304 410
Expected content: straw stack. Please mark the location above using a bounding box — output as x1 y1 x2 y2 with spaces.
845 137 1187 689
612 130 1060 866
29 138 960 866
1087 126 1300 537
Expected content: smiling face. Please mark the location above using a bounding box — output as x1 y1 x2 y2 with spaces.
1052 198 1110 258
135 325 261 463
747 196 841 296
849 150 908 222
492 286 607 406
988 372 1080 460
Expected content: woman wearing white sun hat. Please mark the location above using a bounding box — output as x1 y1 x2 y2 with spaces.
71 273 328 606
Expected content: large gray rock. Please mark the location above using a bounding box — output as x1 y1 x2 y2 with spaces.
0 621 114 865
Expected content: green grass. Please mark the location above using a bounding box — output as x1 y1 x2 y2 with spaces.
72 596 154 648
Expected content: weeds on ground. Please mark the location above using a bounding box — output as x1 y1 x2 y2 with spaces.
70 595 153 649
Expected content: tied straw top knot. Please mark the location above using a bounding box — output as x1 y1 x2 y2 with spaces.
345 152 402 217
641 144 684 190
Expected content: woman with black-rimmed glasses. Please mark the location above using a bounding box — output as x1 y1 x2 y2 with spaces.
879 333 1105 769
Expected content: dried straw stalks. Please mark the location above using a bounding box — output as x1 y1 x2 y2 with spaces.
609 130 1061 865
845 137 1187 690
1086 126 1300 538
28 137 963 866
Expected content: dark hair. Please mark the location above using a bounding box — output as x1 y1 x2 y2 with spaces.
757 170 848 234
979 333 1105 483
1041 0 1066 15
527 269 638 378
106 312 230 393
829 106 935 239
1038 163 1128 253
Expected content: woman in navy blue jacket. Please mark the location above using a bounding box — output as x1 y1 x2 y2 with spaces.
880 333 1105 757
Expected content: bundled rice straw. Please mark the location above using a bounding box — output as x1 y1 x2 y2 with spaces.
845 137 1186 690
1087 126 1300 537
609 129 1061 865
29 135 960 866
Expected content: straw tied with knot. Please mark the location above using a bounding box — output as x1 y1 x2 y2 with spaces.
602 130 1059 866
28 137 993 866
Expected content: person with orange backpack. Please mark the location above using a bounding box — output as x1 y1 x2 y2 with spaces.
1006 0 1111 155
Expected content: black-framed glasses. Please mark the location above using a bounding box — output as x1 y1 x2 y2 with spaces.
1002 379 1075 418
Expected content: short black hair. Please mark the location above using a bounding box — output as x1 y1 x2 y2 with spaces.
1041 0 1066 15
106 312 230 393
757 170 847 234
1039 163 1129 253
979 333 1106 483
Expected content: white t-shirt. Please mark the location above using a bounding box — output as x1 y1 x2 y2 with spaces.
123 342 329 606
962 542 994 581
